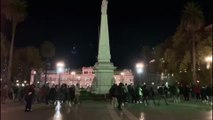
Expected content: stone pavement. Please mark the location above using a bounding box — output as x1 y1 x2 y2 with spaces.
1 100 212 120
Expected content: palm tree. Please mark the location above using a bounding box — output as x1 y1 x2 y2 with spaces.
2 0 27 86
180 2 205 84
40 41 55 85
1 33 10 82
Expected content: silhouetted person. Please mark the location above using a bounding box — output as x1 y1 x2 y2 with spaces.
183 85 190 101
117 83 125 110
127 84 135 103
109 84 118 108
49 85 56 104
69 85 75 104
75 84 81 104
25 85 35 112
157 84 168 105
149 86 156 106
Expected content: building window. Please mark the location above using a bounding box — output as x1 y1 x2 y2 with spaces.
84 71 88 74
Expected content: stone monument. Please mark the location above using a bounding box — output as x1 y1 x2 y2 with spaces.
93 0 116 94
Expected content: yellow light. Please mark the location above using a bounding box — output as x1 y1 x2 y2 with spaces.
71 71 76 75
136 63 144 68
205 56 212 63
56 62 65 67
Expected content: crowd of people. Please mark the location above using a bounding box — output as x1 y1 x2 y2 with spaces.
1 83 81 112
1 81 212 112
109 82 212 110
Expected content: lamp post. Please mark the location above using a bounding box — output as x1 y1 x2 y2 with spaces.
136 62 144 85
56 62 65 86
147 59 155 84
30 70 36 85
205 56 212 83
120 72 124 83
71 71 76 84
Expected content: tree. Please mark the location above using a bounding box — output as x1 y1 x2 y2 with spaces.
12 47 42 83
2 0 27 86
40 41 55 85
1 33 10 82
180 2 205 84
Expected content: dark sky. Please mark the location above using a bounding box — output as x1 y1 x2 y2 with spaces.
2 0 212 69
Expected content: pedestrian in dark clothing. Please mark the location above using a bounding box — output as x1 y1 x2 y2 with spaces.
49 85 56 104
194 85 201 100
25 85 35 112
183 85 190 101
127 84 135 103
109 84 118 108
44 85 50 105
149 86 156 106
157 84 168 105
201 86 207 101
206 85 212 103
142 85 149 106
117 83 125 110
69 85 75 104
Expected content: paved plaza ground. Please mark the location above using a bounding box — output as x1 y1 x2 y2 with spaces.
1 100 212 120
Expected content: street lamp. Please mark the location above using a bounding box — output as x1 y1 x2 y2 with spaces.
56 62 65 86
71 71 76 82
205 55 212 83
147 59 155 84
30 70 36 85
205 56 212 69
120 72 124 83
136 62 144 85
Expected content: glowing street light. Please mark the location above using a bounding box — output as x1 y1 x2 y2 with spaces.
205 55 212 83
71 71 76 75
205 56 212 69
56 61 65 86
120 72 125 83
136 62 144 85
136 62 144 74
152 82 154 85
71 71 76 82
120 72 124 76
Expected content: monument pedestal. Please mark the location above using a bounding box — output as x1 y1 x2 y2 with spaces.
92 0 116 94
93 62 116 94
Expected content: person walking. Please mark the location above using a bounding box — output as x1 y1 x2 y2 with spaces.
74 83 81 104
128 84 135 103
116 83 125 110
24 85 35 112
109 84 118 108
142 85 149 106
49 85 56 104
1 84 9 104
149 86 156 106
138 86 143 103
157 84 168 106
69 84 75 104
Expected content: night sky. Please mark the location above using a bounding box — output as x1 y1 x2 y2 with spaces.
2 0 212 69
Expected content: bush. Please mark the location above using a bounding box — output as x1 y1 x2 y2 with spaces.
79 91 110 101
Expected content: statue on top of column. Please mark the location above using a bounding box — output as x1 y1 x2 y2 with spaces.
101 0 108 14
